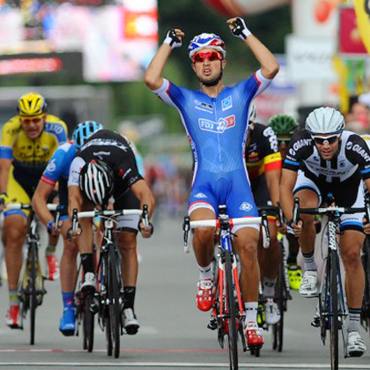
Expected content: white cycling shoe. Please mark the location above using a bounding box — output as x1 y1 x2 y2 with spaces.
123 308 140 335
347 331 366 357
264 298 281 325
299 271 318 298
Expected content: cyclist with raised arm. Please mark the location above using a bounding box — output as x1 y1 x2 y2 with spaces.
68 129 155 335
144 17 279 349
245 105 282 324
280 107 370 357
0 93 68 328
268 113 302 290
32 121 102 335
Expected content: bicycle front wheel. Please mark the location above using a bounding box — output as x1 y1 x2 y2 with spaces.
29 242 37 345
83 291 95 352
329 249 339 370
107 244 121 359
225 251 238 369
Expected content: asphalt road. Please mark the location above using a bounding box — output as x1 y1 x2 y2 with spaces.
0 216 370 369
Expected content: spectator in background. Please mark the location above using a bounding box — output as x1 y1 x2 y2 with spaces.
346 99 370 133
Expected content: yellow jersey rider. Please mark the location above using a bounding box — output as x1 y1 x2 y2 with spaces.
0 92 68 328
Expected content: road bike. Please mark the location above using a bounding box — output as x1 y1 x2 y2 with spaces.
183 205 269 369
361 198 370 335
72 205 148 358
256 205 291 354
8 203 58 345
293 194 365 370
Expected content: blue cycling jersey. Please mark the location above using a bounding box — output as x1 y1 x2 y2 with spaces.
153 70 272 223
154 70 271 174
42 142 76 185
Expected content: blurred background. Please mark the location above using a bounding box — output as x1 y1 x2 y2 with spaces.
0 0 369 217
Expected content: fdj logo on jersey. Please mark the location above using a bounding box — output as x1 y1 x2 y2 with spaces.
199 115 235 134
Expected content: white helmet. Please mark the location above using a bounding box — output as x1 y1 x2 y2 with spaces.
305 107 345 135
248 104 257 123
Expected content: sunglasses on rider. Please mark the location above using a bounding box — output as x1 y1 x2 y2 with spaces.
192 51 223 63
312 134 340 145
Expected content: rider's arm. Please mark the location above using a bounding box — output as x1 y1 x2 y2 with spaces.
130 179 155 218
32 181 54 226
227 17 279 79
0 159 11 194
144 29 185 90
280 168 298 221
68 185 83 218
265 169 280 207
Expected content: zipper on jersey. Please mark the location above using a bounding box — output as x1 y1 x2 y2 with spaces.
213 99 223 171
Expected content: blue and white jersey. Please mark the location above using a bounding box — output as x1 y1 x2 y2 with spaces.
41 142 77 186
153 70 271 175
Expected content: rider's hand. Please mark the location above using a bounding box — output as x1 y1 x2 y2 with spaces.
0 192 8 211
227 17 251 40
139 222 154 239
363 217 370 235
67 224 82 241
163 29 184 49
275 218 287 235
47 220 62 236
287 219 303 238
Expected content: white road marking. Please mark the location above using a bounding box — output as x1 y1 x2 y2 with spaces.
0 363 369 368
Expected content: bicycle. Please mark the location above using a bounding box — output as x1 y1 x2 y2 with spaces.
293 194 365 370
361 197 370 335
7 202 58 345
72 205 149 358
256 205 292 354
183 205 269 369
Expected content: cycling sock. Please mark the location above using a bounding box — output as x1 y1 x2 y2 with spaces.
347 307 361 332
9 289 19 306
62 292 74 310
244 302 258 324
287 254 298 265
302 251 317 271
81 253 94 274
198 262 214 280
46 243 57 256
263 277 277 298
124 286 136 310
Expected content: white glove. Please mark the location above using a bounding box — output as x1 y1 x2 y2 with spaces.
163 29 182 49
230 17 251 40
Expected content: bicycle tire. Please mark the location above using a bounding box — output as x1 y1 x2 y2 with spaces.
225 251 238 369
274 252 285 352
101 253 113 357
107 244 121 359
362 239 370 334
29 242 37 345
83 291 95 352
329 249 339 370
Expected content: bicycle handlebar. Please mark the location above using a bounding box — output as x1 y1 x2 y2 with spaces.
6 203 58 211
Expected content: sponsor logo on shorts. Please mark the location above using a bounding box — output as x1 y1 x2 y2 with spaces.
194 192 207 199
239 202 253 212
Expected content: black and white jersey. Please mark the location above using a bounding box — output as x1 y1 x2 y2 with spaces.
68 129 143 193
283 129 370 184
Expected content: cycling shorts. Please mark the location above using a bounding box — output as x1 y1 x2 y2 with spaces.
188 169 259 232
114 189 141 234
293 170 365 232
251 174 276 222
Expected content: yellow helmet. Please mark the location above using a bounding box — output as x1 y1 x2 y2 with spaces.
17 92 47 117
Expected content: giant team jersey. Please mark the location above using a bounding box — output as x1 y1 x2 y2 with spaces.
153 70 272 176
283 129 370 184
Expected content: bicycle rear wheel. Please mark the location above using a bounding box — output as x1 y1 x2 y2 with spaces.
361 239 370 334
225 251 238 369
29 242 37 345
83 291 95 352
107 244 121 359
273 256 285 352
329 250 339 370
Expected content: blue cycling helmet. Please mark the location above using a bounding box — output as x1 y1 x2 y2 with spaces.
188 33 226 60
73 120 103 149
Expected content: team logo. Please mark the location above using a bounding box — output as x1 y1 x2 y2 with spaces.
199 115 235 134
194 193 207 199
221 96 232 111
46 158 56 172
239 202 253 212
339 160 346 168
346 141 353 150
194 100 213 113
